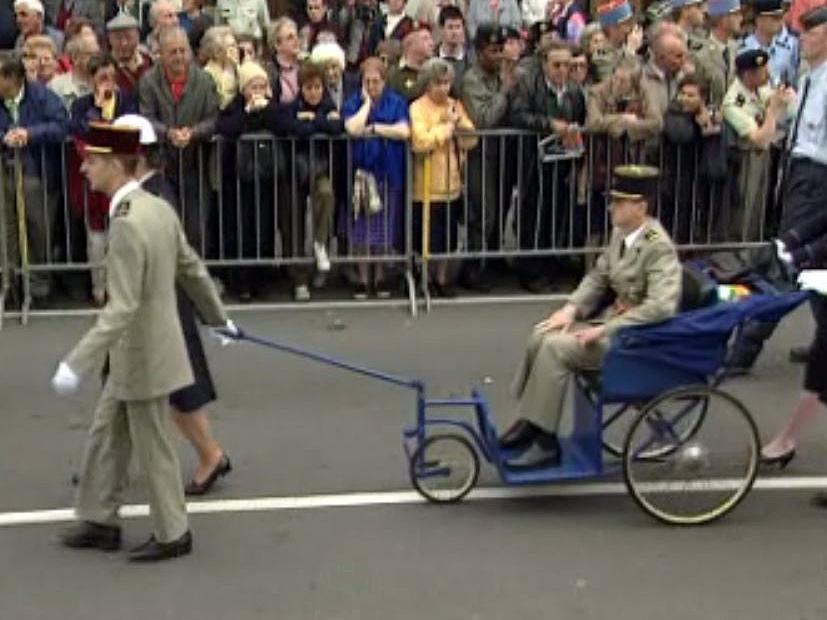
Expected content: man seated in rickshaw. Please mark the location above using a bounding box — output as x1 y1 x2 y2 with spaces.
501 165 682 469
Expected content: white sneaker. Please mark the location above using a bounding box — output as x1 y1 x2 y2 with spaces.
313 242 331 272
294 284 311 301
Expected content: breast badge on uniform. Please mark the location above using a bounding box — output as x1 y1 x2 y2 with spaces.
644 228 660 242
113 201 131 218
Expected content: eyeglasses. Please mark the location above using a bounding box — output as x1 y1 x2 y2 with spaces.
570 61 587 69
549 61 570 68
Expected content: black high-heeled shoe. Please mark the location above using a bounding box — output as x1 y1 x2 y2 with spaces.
760 449 796 469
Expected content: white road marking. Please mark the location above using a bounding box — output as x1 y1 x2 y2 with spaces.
1 294 564 321
1 475 824 528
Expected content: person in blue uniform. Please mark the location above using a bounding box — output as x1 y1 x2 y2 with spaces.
740 0 800 86
757 9 827 511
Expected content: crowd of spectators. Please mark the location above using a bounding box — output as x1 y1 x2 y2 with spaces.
0 0 814 303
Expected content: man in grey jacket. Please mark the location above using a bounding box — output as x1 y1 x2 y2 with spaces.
460 25 515 290
138 26 219 255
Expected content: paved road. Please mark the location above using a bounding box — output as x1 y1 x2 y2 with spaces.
1 302 826 619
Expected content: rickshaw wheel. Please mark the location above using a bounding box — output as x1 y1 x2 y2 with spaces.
410 434 480 503
622 386 759 525
602 398 707 459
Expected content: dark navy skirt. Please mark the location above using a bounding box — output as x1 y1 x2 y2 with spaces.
169 290 217 413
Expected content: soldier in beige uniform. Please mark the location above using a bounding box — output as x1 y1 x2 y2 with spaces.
691 0 743 107
591 0 639 84
722 48 794 240
500 166 681 469
51 123 235 562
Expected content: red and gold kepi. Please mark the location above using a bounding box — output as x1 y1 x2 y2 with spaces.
82 122 142 156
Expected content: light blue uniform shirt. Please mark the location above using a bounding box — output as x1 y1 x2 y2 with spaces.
741 26 800 86
791 60 827 166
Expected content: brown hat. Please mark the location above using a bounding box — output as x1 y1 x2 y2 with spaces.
82 122 142 156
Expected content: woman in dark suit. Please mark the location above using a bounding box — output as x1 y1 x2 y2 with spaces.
112 113 232 496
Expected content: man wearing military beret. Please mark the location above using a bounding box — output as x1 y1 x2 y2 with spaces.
723 47 795 240
501 166 681 469
51 123 236 562
387 20 434 101
591 0 640 83
692 0 743 106
740 0 800 87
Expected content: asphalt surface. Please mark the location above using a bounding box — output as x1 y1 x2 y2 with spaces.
1 301 826 619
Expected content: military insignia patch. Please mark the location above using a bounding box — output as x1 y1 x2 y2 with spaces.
113 201 131 218
644 228 659 242
735 93 746 106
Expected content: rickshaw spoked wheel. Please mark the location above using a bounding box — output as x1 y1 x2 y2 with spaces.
602 394 708 459
622 386 759 525
410 434 480 503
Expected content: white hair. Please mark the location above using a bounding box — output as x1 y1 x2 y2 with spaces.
310 40 345 69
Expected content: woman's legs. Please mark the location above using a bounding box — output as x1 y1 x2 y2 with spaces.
762 392 823 457
171 407 225 483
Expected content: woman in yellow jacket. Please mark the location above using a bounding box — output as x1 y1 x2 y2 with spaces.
410 57 478 297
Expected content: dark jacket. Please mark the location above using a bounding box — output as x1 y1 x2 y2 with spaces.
509 65 586 133
216 93 284 180
69 91 138 136
0 80 69 186
280 94 344 183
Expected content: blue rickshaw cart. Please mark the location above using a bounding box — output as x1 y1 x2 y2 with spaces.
230 290 809 525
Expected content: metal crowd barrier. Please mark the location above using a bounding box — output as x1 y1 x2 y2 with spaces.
0 128 784 326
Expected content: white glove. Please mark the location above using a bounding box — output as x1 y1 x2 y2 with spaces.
797 270 827 295
773 238 794 266
210 319 241 346
51 362 80 396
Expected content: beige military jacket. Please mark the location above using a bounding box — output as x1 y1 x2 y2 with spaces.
65 184 227 401
590 43 639 84
722 77 773 149
568 217 681 335
690 34 739 107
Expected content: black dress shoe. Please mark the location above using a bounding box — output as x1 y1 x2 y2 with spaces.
789 345 812 364
498 419 539 451
60 521 121 551
760 449 796 469
185 454 232 496
519 276 546 294
811 492 827 508
505 435 562 470
128 531 192 562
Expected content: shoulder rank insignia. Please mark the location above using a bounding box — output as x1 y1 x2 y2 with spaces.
113 201 131 218
735 93 746 107
644 228 659 242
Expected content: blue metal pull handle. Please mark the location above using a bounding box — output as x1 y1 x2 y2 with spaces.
229 329 424 392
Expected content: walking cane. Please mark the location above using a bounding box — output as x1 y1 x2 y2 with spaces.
421 155 431 310
14 152 31 324
0 156 8 330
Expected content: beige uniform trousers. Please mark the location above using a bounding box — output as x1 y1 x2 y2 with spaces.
75 379 188 543
510 324 609 432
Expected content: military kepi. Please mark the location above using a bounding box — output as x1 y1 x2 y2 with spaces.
735 48 769 72
83 122 143 156
800 5 827 29
752 0 784 16
707 0 741 16
610 165 660 201
597 0 633 27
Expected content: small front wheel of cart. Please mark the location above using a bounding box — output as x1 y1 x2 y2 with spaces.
622 386 759 525
410 434 480 503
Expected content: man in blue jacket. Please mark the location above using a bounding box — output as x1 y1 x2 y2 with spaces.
0 51 68 301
